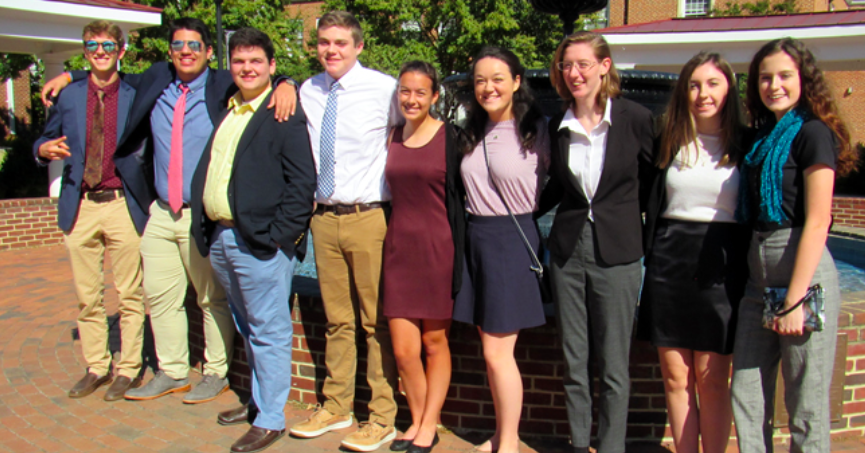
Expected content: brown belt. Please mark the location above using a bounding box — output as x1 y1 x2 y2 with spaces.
315 202 387 216
84 189 124 203
217 219 235 228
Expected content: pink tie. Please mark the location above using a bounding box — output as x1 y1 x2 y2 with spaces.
168 83 190 213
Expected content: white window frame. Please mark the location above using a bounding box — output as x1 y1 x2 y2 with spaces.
679 0 712 17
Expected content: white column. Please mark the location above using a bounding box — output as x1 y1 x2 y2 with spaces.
39 54 67 198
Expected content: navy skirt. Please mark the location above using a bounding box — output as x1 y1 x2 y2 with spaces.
453 214 546 333
637 219 750 354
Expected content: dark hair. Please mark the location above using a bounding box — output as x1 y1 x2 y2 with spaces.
549 31 620 112
317 11 363 45
169 17 213 50
658 52 745 169
82 20 124 48
461 46 544 155
746 37 857 176
398 60 440 94
228 27 274 61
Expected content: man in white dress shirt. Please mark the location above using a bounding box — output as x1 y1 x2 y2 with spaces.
288 11 401 453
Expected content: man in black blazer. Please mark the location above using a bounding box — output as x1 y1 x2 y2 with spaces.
43 18 298 404
189 27 315 453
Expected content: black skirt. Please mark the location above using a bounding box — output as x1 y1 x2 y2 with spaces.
637 219 750 354
453 214 546 333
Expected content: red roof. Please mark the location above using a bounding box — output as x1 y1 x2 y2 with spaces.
597 10 865 34
47 0 162 13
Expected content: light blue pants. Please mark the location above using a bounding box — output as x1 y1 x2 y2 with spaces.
731 227 840 453
209 225 296 431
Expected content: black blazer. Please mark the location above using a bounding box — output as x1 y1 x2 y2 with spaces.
443 123 467 297
538 97 654 266
70 63 237 213
190 92 316 261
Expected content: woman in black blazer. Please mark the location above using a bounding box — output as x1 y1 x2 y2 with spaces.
538 31 653 453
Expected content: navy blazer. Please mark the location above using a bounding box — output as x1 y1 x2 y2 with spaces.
190 93 317 261
538 98 655 266
33 77 150 233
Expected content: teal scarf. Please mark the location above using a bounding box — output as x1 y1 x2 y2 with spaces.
736 108 808 225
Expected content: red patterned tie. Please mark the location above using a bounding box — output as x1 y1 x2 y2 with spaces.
168 83 190 213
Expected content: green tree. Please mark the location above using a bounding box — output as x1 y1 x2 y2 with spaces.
317 0 573 78
712 0 798 16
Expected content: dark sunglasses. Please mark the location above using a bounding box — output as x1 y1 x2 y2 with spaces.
83 40 119 54
170 40 204 53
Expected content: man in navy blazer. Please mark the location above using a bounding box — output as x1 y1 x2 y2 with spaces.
190 27 315 453
44 18 298 404
34 20 149 402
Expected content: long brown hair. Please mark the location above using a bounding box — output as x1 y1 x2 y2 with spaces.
549 31 621 112
657 52 745 169
746 37 857 176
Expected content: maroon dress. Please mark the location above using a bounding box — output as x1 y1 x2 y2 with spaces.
383 126 454 319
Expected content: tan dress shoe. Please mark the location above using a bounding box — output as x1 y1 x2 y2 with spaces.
104 375 142 401
68 372 112 398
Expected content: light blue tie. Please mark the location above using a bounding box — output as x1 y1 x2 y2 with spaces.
319 81 340 198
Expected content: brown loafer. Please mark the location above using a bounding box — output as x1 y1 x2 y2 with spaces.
218 405 251 425
231 426 285 453
68 372 112 398
104 375 142 401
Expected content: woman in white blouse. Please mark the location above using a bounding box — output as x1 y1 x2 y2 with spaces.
637 51 749 453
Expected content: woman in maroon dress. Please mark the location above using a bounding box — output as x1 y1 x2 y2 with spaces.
382 61 465 453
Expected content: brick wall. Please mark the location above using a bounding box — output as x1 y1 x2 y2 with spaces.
836 299 865 438
833 197 865 229
0 198 63 251
827 71 865 145
1 70 33 138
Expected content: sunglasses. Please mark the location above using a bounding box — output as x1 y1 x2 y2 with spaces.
170 40 204 53
83 40 119 54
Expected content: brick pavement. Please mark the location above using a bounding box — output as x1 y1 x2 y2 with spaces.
1 245 863 453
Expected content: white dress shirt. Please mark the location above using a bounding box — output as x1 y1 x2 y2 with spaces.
300 61 401 205
559 99 613 221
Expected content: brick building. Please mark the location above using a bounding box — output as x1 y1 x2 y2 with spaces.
603 0 865 144
0 70 32 139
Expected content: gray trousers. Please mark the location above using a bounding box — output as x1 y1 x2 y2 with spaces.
551 223 642 453
731 228 840 453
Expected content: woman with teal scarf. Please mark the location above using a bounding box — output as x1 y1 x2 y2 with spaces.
730 38 858 453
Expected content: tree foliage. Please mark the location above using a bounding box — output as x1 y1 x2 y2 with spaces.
712 0 798 16
318 0 573 78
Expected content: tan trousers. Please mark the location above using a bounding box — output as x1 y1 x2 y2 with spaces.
140 200 234 379
311 208 398 426
64 197 144 378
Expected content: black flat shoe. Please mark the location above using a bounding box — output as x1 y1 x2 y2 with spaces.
407 433 439 453
390 438 415 451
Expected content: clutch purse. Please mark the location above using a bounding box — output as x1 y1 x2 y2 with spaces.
762 284 825 332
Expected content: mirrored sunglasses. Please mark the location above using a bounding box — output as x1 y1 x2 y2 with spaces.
170 40 203 53
83 40 119 54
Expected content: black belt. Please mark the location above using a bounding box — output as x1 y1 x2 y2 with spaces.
84 189 124 203
315 202 387 216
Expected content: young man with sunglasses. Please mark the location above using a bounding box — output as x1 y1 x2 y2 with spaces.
42 17 299 405
34 20 150 402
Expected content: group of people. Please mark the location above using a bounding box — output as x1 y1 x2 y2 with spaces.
35 9 856 453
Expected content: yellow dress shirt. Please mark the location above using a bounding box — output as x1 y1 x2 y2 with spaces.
203 86 272 222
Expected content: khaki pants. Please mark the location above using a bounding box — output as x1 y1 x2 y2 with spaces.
311 208 398 426
64 196 144 378
140 200 235 379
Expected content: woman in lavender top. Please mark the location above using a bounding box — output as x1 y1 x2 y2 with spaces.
452 46 549 453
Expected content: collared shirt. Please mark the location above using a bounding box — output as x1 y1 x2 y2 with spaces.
151 69 213 204
84 76 122 191
560 99 613 221
299 61 401 205
203 86 272 222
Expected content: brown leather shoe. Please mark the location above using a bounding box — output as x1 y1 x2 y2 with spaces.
230 426 285 453
68 372 112 398
218 405 251 426
104 375 142 401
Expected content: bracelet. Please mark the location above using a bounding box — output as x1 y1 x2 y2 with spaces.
64 72 73 83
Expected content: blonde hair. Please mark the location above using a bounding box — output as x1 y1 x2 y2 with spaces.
549 31 620 111
82 20 124 47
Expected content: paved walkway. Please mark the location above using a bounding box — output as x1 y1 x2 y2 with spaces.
1 245 863 453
